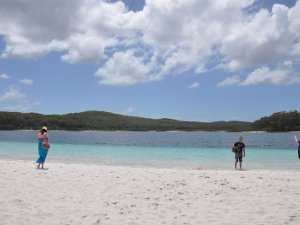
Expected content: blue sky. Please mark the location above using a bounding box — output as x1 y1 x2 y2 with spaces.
0 0 299 122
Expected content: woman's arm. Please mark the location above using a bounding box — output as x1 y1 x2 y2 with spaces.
37 132 43 139
294 135 298 144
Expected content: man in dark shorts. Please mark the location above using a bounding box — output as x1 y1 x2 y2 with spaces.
233 136 246 170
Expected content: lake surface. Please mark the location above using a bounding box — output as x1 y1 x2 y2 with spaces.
0 131 299 170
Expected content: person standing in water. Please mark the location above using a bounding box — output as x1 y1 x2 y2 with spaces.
233 136 246 170
36 126 50 169
294 135 300 159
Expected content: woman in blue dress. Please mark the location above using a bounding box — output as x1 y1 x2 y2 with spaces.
36 126 50 169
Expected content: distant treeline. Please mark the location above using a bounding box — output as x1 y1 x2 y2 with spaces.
0 110 299 132
0 111 250 131
250 110 300 132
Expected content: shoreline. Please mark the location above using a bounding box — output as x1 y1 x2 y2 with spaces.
1 155 300 172
1 158 300 172
2 129 300 132
1 160 300 225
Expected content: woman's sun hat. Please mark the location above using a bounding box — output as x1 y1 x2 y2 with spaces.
42 126 48 131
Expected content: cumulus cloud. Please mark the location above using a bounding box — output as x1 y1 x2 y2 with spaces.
2 100 41 112
19 79 33 85
220 4 295 71
0 0 299 86
0 86 40 112
240 61 300 85
217 76 241 87
0 73 10 79
61 34 115 63
140 0 256 77
188 82 200 89
0 0 75 59
95 51 153 86
0 86 26 101
0 81 38 112
123 107 135 115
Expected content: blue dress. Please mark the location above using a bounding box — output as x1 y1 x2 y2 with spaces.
36 138 48 163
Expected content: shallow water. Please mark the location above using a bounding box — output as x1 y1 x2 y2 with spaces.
0 131 299 170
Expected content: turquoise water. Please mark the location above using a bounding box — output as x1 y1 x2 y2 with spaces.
0 139 299 170
0 130 298 149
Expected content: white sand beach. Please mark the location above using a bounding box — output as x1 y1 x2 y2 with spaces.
0 160 300 225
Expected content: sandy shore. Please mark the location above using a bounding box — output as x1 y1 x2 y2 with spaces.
0 160 299 225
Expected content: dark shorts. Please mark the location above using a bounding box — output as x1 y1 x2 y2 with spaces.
235 156 243 162
235 152 243 162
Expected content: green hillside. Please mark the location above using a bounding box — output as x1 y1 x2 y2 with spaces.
0 111 250 131
1 110 299 131
251 111 300 132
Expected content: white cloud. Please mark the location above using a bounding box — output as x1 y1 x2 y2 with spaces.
0 85 40 112
19 79 34 85
61 34 116 63
0 86 26 101
188 82 200 89
0 0 299 86
0 0 129 61
0 73 10 79
1 38 67 60
95 51 153 86
289 0 300 55
217 76 241 87
220 4 295 71
2 100 41 112
240 61 300 85
123 107 135 115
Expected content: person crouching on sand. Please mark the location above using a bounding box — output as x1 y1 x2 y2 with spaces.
36 126 50 169
233 136 246 170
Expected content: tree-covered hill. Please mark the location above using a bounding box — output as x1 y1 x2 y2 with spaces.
0 111 250 131
251 111 300 132
1 110 299 131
